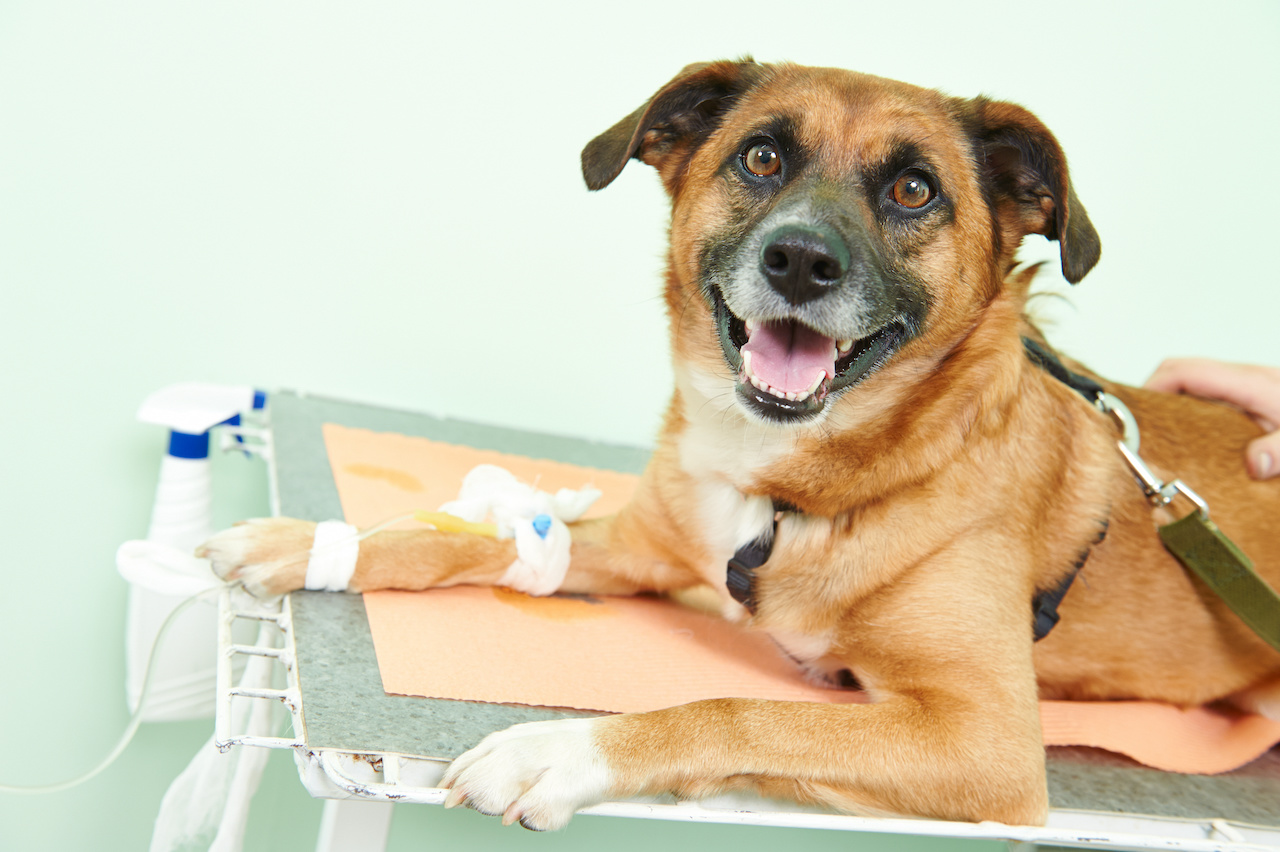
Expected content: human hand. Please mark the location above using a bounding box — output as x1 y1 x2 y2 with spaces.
1145 359 1280 480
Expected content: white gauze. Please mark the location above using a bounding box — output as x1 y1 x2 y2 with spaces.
438 464 601 596
304 520 360 592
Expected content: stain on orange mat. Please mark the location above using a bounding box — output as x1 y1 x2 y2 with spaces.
492 587 611 623
343 462 424 493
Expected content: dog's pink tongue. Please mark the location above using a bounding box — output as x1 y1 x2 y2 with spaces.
741 320 835 393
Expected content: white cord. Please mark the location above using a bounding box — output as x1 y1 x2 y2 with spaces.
0 583 224 795
0 505 524 794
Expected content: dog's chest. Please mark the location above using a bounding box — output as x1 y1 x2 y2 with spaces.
682 476 774 617
674 370 851 667
678 455 841 666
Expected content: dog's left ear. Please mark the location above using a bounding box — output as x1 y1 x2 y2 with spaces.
582 59 763 193
967 98 1101 284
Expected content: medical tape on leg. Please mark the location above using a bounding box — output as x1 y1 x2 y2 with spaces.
305 520 360 592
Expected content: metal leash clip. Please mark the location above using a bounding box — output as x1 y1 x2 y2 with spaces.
1092 391 1211 520
1090 390 1280 652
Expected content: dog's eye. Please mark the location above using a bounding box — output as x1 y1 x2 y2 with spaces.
891 172 935 209
743 142 782 177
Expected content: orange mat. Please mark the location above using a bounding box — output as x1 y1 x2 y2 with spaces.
325 423 1280 774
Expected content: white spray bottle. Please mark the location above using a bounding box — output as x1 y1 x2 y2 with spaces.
119 383 264 721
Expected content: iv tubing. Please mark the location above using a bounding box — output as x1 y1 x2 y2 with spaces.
0 584 222 795
0 510 494 795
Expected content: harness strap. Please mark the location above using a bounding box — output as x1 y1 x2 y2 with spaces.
725 489 1086 643
1032 571 1075 641
1019 336 1107 639
726 536 768 613
1022 336 1280 653
726 504 783 614
1022 337 1104 400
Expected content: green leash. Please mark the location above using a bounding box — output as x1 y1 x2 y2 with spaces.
1098 393 1280 653
1159 511 1280 652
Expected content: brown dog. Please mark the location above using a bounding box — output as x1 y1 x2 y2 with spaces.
201 60 1280 830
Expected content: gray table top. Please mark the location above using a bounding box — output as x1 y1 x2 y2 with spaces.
271 389 1280 827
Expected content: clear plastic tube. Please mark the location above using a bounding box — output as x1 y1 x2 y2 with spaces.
0 584 222 795
1 510 493 795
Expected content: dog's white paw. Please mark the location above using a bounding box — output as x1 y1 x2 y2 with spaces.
440 718 612 831
196 517 317 597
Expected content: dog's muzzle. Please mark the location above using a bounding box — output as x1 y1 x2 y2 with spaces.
710 221 915 424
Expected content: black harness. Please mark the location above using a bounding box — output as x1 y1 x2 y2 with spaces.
724 338 1105 642
725 503 785 614
1021 337 1118 637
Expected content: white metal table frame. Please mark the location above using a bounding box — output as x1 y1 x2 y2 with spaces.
213 586 1280 852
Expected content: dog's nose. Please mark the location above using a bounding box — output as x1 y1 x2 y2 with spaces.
759 224 849 305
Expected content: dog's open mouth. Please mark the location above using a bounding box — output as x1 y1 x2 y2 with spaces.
712 288 906 422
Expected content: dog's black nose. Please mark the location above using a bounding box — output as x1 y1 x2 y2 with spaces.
759 224 849 305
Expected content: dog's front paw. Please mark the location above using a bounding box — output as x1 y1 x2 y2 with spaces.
197 517 317 597
441 718 612 831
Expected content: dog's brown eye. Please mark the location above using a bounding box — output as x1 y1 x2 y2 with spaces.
743 142 781 177
891 173 935 209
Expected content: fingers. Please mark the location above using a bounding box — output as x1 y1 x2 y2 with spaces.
1248 432 1279 480
1145 359 1280 480
1145 359 1280 428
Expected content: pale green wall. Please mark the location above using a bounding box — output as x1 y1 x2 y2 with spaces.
1 2 1277 850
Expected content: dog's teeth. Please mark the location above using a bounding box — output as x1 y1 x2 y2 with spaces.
746 319 760 335
742 350 753 375
807 373 824 395
837 339 853 354
745 369 804 403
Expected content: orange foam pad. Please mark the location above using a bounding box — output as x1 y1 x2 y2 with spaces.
325 423 1280 774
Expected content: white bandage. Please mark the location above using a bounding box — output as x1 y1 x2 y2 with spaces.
499 514 573 596
305 520 360 592
438 464 601 596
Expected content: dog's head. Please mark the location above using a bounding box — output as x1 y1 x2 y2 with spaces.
583 60 1100 426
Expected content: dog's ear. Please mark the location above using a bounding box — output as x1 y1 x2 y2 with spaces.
967 98 1101 284
582 60 763 192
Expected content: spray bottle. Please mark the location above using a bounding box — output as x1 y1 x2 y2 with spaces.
119 383 265 721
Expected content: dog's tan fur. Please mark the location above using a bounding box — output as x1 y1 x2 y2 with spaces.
203 61 1280 828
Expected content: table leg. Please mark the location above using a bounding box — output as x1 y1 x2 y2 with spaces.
315 799 394 852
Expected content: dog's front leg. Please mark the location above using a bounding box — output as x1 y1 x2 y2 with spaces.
441 555 1049 830
349 512 698 595
199 483 702 597
441 689 1047 830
